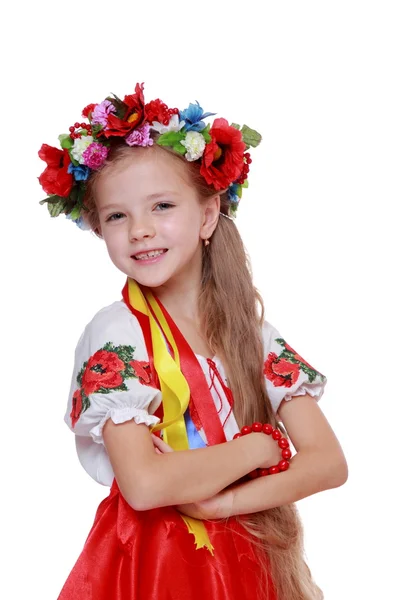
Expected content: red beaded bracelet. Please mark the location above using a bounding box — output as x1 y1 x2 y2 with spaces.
233 422 292 478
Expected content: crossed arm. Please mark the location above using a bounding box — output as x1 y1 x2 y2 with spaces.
103 393 347 516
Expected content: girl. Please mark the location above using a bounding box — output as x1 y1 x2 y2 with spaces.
38 83 347 600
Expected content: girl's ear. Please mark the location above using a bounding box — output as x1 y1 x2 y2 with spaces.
94 225 103 238
201 194 221 241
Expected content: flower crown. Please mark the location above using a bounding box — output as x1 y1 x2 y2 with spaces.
38 83 261 227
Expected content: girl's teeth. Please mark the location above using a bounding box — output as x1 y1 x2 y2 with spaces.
136 250 165 260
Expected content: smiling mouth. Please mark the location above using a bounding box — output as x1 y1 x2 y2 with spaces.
132 249 168 260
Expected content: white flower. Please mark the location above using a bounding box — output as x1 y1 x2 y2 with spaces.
180 131 206 161
150 114 185 134
71 135 94 164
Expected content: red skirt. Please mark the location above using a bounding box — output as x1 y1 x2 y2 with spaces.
58 479 277 600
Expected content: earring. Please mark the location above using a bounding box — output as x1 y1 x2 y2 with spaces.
204 239 210 247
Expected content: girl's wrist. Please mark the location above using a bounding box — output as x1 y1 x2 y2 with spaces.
234 423 292 478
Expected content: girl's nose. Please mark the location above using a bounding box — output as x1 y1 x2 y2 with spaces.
129 218 156 241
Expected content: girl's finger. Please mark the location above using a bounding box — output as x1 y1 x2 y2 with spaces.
151 433 174 453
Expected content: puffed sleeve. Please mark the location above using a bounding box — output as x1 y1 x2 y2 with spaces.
262 321 327 414
64 301 162 485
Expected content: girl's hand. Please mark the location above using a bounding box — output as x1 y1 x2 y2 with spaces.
257 432 284 468
151 433 174 454
176 488 235 520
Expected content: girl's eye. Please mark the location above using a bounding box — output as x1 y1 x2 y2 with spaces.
155 202 174 211
107 213 125 222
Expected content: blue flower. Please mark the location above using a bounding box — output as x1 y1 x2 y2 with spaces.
227 184 240 204
68 163 90 181
179 101 216 132
65 213 90 230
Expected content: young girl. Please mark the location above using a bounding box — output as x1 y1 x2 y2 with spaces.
38 83 347 600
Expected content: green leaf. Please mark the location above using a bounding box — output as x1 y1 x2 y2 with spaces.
47 198 65 217
241 125 262 148
107 94 126 119
242 179 249 189
39 196 55 205
174 143 187 155
69 186 79 204
116 344 136 364
81 394 90 414
230 203 239 217
124 365 136 379
69 205 81 220
231 123 241 130
157 131 186 147
58 134 74 150
67 149 79 166
97 383 128 394
201 129 211 143
91 124 104 138
76 183 87 207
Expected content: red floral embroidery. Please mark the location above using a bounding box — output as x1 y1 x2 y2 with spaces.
283 342 315 370
264 337 326 388
71 389 83 428
130 359 156 387
264 352 300 388
70 342 143 428
81 350 125 396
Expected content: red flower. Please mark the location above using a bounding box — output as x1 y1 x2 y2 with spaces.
38 144 74 197
81 350 125 396
130 359 156 387
264 352 300 388
200 118 246 190
103 82 146 138
284 343 315 370
70 389 83 428
82 103 97 119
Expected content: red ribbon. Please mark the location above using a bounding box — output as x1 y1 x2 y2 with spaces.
122 280 227 445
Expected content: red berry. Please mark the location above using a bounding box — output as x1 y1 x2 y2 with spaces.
278 438 289 449
248 469 259 479
268 466 280 475
74 122 80 128
241 425 252 435
262 424 273 435
233 433 242 439
278 460 290 472
252 422 263 432
282 448 292 459
259 468 269 477
272 429 282 440
69 126 74 132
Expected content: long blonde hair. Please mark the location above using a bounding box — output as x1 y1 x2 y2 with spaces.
84 143 323 600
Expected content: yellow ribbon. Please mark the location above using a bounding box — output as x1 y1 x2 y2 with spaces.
128 279 214 554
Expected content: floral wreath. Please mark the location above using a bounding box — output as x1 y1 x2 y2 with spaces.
38 83 262 227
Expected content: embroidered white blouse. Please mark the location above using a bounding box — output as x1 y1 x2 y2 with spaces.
64 300 327 487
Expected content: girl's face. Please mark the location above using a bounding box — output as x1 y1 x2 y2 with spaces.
95 149 217 290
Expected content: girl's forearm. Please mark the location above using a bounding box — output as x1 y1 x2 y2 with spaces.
229 448 348 516
130 434 267 511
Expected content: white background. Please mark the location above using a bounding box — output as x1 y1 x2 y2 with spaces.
1 1 399 598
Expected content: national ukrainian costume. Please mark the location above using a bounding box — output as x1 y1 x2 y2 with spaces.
37 84 327 599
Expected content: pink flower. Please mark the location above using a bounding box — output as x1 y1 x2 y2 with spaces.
125 123 154 147
82 143 109 169
91 100 116 127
